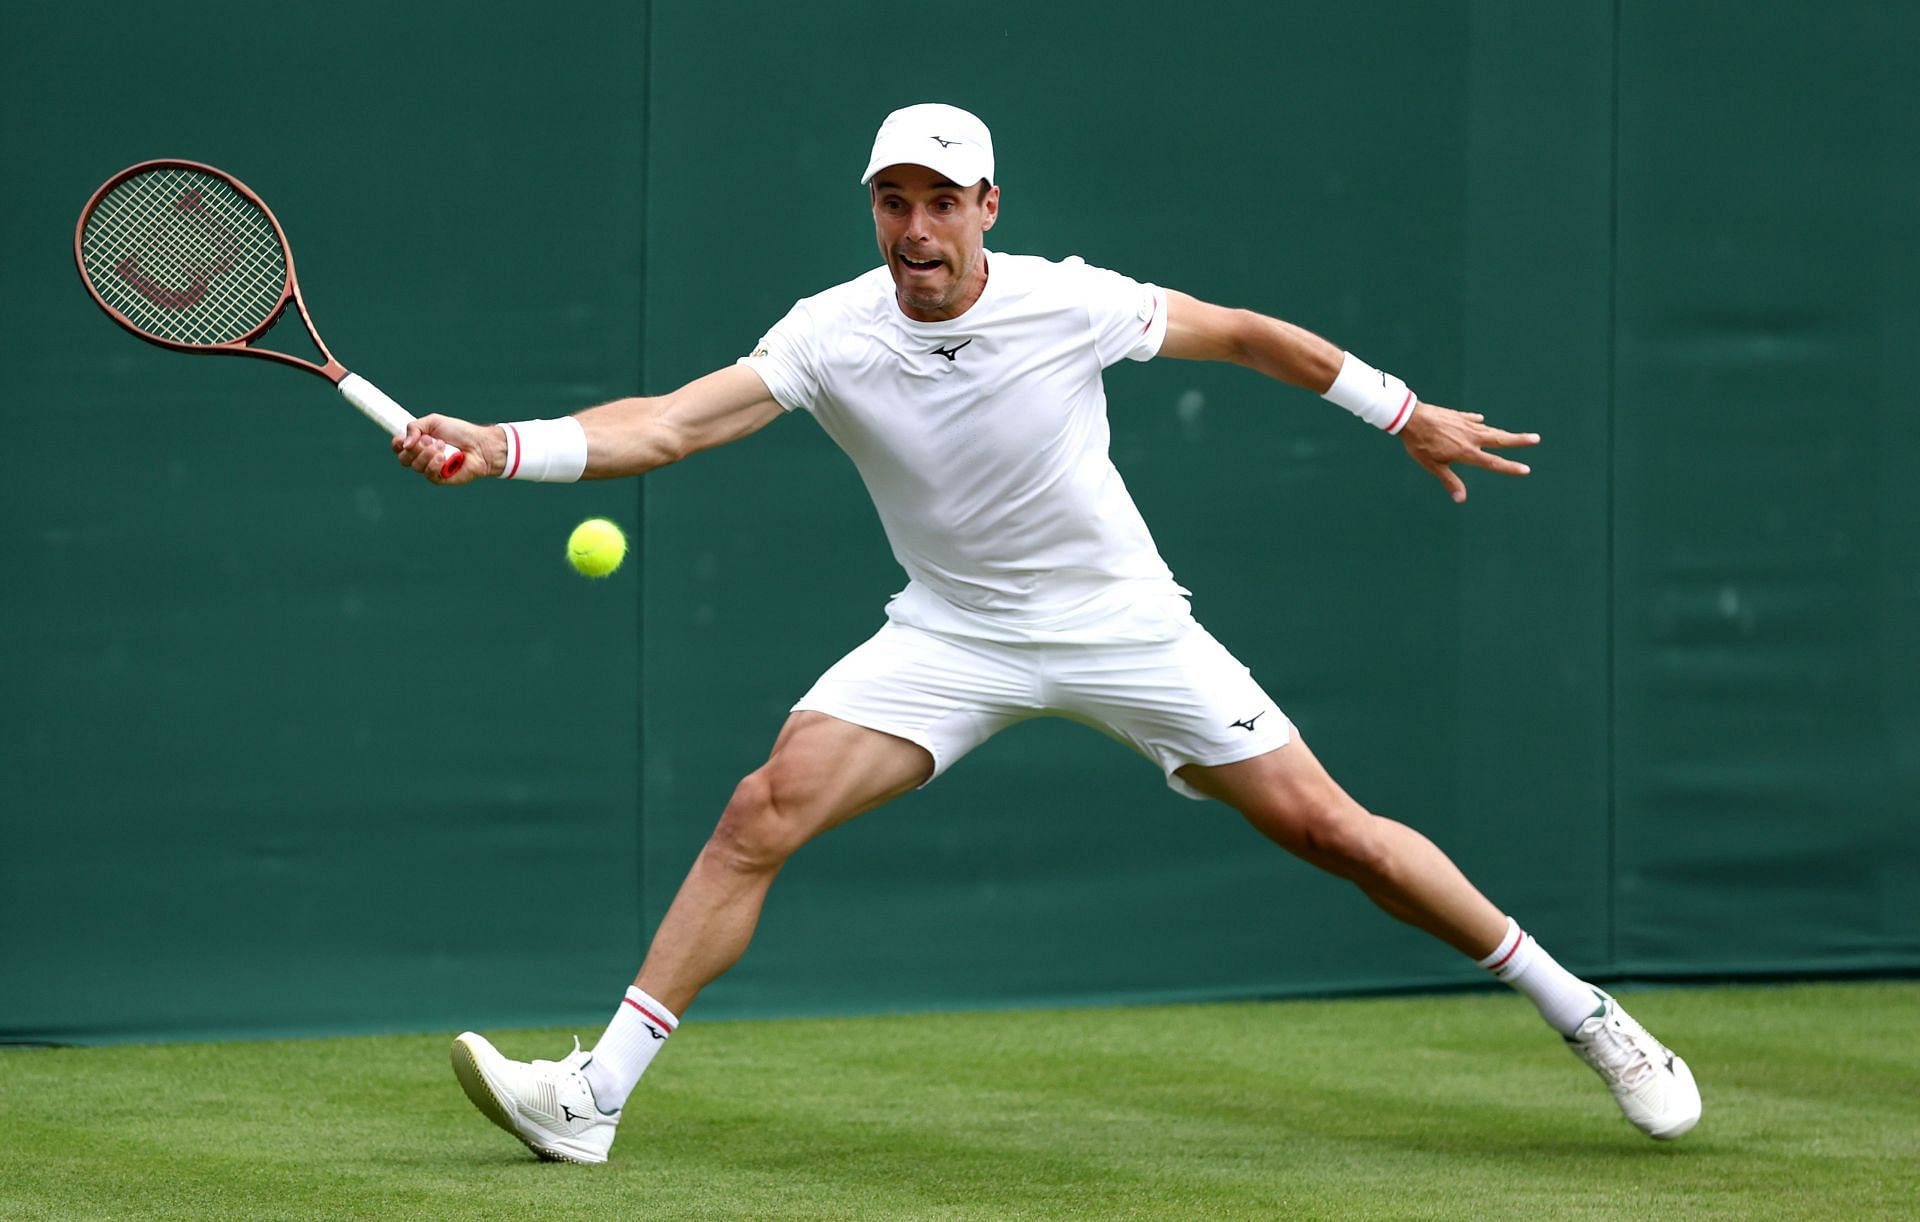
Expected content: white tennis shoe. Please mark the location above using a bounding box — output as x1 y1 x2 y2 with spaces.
1564 992 1701 1140
450 1031 619 1164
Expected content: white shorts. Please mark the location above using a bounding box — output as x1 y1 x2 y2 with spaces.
792 620 1293 801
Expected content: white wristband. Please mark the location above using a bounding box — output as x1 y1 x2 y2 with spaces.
499 417 588 482
1323 351 1418 435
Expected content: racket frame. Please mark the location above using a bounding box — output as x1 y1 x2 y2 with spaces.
74 158 349 383
75 158 463 476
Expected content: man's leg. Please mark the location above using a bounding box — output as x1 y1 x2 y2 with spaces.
636 711 935 1014
452 712 933 1163
1178 735 1701 1140
1176 736 1506 956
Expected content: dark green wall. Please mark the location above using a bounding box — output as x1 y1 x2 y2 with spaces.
1609 3 1920 972
3 1 1913 1043
3 1 652 1040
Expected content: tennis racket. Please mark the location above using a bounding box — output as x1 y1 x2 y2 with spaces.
74 159 464 477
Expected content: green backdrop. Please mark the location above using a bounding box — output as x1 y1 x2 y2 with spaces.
3 1 1913 1044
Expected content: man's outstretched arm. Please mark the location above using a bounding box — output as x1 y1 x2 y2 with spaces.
1159 290 1539 503
392 364 785 485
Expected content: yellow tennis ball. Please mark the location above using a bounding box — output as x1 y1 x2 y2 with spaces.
566 518 627 578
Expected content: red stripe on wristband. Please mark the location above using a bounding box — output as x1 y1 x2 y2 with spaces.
504 423 522 479
623 995 676 1032
1386 392 1415 434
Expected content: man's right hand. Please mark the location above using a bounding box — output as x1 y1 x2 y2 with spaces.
395 415 499 485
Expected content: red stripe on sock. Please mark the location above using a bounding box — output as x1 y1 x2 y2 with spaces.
1486 927 1527 973
623 996 676 1032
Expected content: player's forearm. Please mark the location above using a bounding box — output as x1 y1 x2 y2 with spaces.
1225 310 1344 395
488 368 780 483
572 397 690 479
472 397 684 483
1143 290 1421 435
1207 304 1418 434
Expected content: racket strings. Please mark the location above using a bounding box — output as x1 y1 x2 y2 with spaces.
80 167 288 346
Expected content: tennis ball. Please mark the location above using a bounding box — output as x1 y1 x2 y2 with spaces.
566 518 627 578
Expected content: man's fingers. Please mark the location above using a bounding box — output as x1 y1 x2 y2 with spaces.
1463 449 1532 477
1420 458 1468 503
1401 405 1540 501
388 412 483 485
1478 427 1541 449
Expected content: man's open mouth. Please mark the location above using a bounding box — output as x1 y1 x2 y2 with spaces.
901 255 943 271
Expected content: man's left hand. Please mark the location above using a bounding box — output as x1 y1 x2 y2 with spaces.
1398 403 1540 504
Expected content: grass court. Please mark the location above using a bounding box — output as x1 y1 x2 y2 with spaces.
2 981 1913 1219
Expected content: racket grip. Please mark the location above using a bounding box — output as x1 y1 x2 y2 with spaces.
338 371 466 477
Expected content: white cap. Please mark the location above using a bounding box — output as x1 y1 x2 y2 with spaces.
860 103 995 188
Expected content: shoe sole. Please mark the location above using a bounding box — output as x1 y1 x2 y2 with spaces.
450 1033 604 1165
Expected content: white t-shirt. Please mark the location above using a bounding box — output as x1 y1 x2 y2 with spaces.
739 251 1193 643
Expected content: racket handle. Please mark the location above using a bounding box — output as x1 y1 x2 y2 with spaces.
338 371 466 478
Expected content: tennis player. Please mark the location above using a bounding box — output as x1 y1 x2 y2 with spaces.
398 103 1701 1163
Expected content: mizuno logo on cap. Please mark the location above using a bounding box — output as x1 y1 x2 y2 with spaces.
930 135 961 148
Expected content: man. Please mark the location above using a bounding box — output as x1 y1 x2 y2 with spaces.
397 103 1701 1163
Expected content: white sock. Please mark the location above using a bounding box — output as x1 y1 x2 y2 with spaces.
582 986 679 1113
1477 917 1605 1036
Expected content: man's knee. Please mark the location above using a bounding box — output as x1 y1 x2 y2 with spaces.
1263 797 1392 879
705 767 812 874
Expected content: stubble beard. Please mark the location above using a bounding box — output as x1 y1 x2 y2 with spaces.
897 249 973 314
900 281 953 312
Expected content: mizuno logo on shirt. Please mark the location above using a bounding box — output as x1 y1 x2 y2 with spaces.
931 339 973 361
1231 711 1267 732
